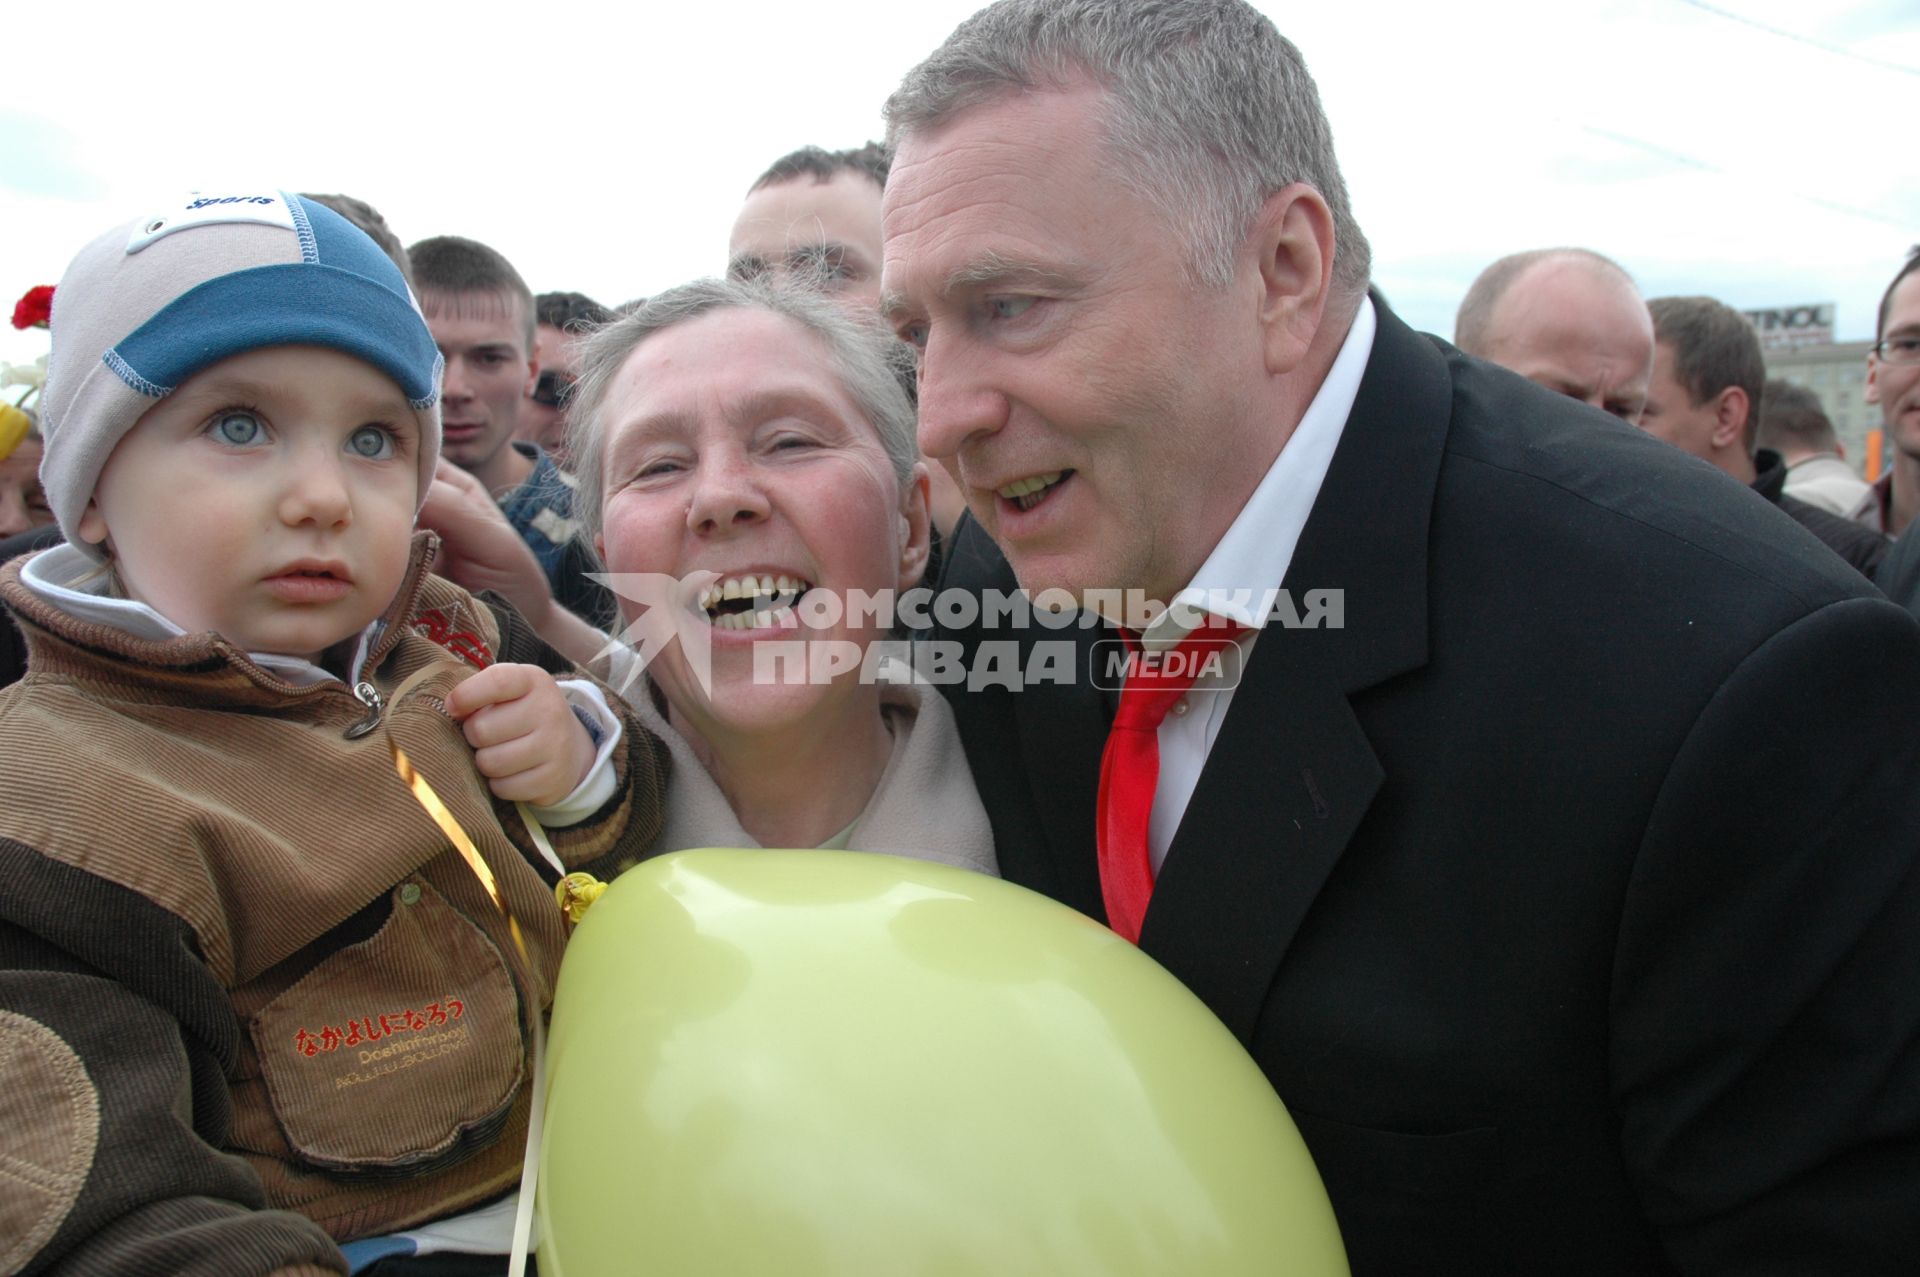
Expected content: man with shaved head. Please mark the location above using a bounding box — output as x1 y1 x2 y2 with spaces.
1455 247 1654 424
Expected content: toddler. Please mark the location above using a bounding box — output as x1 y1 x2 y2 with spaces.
0 191 662 1275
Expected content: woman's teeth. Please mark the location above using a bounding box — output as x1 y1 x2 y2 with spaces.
999 471 1064 511
700 574 811 629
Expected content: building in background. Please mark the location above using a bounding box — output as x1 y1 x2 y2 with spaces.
1763 340 1876 476
1741 304 1876 476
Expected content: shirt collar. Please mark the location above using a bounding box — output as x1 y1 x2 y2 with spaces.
20 543 376 687
1141 295 1377 651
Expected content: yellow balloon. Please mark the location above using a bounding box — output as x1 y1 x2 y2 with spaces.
537 849 1348 1276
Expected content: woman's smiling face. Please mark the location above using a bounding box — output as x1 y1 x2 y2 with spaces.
594 305 928 741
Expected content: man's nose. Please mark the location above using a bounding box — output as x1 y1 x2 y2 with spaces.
914 334 1006 464
440 352 471 401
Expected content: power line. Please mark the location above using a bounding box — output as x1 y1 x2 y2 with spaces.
1577 123 1914 231
1673 0 1920 78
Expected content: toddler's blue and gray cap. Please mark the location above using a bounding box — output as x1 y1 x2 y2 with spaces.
39 190 444 559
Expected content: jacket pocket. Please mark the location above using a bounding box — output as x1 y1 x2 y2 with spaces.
1289 1109 1510 1275
248 878 525 1176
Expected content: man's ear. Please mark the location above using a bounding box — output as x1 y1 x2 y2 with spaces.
1252 183 1337 377
1712 386 1750 450
1867 353 1882 405
896 463 933 593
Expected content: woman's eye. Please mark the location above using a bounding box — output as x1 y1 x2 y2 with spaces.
211 411 265 446
348 425 396 460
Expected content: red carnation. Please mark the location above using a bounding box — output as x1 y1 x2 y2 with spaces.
11 285 54 330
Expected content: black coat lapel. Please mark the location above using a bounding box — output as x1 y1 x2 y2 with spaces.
1139 299 1454 1043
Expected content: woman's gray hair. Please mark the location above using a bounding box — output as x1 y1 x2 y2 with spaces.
884 0 1370 300
566 276 919 539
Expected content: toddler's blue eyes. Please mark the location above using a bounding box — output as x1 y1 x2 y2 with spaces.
213 411 264 445
348 426 395 460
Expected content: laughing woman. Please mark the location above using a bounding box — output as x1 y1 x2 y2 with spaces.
429 278 995 873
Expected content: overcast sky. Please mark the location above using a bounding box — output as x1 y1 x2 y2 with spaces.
5 0 1916 372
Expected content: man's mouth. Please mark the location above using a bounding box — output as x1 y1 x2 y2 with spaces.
997 470 1069 512
698 573 812 630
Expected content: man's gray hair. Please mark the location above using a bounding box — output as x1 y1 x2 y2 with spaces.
566 276 919 540
1454 248 1638 357
883 0 1370 299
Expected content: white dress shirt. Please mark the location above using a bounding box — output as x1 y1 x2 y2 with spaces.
1138 297 1376 871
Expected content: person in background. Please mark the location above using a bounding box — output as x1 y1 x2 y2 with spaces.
0 411 55 686
1454 246 1654 424
729 142 892 311
883 0 1920 1270
1855 245 1920 535
0 412 51 540
1862 249 1920 609
1756 378 1874 518
520 290 612 467
301 192 413 287
1642 295 1886 579
729 141 969 543
409 235 612 625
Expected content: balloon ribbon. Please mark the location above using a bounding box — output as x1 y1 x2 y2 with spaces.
390 740 543 1277
392 741 531 963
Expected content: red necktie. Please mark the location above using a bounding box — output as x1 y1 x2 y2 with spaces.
1096 618 1244 943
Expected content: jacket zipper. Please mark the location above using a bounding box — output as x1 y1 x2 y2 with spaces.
344 681 385 740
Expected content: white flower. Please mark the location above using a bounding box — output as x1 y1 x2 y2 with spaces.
1 354 48 392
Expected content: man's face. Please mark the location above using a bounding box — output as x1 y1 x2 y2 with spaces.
730 170 886 313
1639 342 1724 463
423 290 536 491
1479 261 1654 424
1869 271 1920 461
882 85 1271 605
520 322 578 461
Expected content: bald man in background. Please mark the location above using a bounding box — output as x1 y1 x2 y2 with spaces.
1455 247 1654 424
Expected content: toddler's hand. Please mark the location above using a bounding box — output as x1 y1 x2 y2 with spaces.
445 663 596 808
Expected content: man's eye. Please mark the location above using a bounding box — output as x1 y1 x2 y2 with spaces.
348 425 396 460
211 411 265 446
988 296 1036 320
900 322 930 350
1894 337 1920 355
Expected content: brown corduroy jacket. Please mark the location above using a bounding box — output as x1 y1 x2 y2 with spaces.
0 538 663 1276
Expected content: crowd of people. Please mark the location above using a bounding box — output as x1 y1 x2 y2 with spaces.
3 0 1919 1274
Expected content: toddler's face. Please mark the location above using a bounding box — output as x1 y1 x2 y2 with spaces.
79 345 420 662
